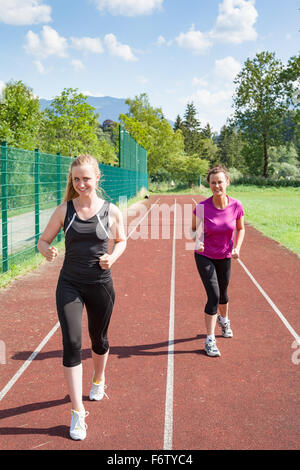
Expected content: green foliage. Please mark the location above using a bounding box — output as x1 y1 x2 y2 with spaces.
120 93 185 174
233 51 299 177
120 93 210 185
0 80 41 150
216 124 246 171
39 88 116 163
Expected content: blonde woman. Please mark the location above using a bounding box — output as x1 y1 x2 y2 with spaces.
38 154 126 440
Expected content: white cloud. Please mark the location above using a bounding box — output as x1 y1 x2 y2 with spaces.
70 37 104 54
214 56 242 82
175 26 212 54
156 35 166 47
33 60 46 74
210 0 258 44
71 59 85 71
24 26 68 59
83 90 105 97
175 1 258 55
193 77 208 87
104 33 138 61
93 0 163 16
180 88 234 131
0 80 5 97
137 75 149 84
0 0 51 25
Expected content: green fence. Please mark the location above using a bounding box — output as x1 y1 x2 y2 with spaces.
1 133 148 274
119 126 147 174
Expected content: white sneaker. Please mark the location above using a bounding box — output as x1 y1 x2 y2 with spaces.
204 338 221 357
217 315 233 338
89 378 109 401
70 409 89 440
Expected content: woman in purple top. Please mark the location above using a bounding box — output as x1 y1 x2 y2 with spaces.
192 166 245 357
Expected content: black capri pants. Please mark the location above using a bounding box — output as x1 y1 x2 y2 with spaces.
56 276 115 367
194 253 231 315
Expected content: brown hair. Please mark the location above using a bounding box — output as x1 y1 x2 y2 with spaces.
63 154 101 202
207 165 229 183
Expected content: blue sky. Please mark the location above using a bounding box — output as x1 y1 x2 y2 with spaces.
0 0 299 132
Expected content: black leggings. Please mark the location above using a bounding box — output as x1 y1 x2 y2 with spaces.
56 276 115 367
194 253 231 315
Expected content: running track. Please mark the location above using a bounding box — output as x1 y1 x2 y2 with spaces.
0 195 299 452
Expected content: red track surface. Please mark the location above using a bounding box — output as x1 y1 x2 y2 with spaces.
0 194 299 451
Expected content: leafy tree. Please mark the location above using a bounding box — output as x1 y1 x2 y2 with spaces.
233 51 291 177
0 80 41 149
120 93 186 175
39 88 115 163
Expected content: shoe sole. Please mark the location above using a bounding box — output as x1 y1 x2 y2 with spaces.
204 348 221 357
70 434 86 440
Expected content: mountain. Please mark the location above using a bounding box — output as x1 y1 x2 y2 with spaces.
39 95 175 127
39 96 129 124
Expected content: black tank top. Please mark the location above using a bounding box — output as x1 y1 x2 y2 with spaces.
60 199 112 284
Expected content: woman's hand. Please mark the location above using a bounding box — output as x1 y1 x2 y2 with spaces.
232 248 240 259
99 253 114 270
197 241 205 253
46 246 58 262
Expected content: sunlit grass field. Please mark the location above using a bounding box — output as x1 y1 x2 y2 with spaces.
226 186 300 257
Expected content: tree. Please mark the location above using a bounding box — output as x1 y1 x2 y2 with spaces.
173 114 184 132
0 80 41 149
217 124 245 171
233 51 291 177
39 88 115 163
182 102 202 155
120 93 186 176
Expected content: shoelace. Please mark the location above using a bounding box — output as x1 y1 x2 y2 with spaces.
92 383 109 400
73 410 89 431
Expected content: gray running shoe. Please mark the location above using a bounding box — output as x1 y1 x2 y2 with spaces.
204 338 221 357
217 315 233 338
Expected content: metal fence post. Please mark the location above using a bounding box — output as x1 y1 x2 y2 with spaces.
119 125 122 168
34 148 40 252
1 141 8 272
56 152 62 242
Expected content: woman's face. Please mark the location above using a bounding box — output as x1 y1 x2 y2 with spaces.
209 171 229 197
72 164 100 197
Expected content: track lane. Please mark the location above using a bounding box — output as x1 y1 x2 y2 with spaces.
0 196 175 450
172 194 300 450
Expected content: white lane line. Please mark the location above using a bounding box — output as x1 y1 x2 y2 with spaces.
238 259 300 344
31 441 51 449
0 322 60 402
163 198 177 451
0 197 161 403
126 198 160 240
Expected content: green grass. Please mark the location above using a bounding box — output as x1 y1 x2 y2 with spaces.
226 185 300 257
0 239 66 289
